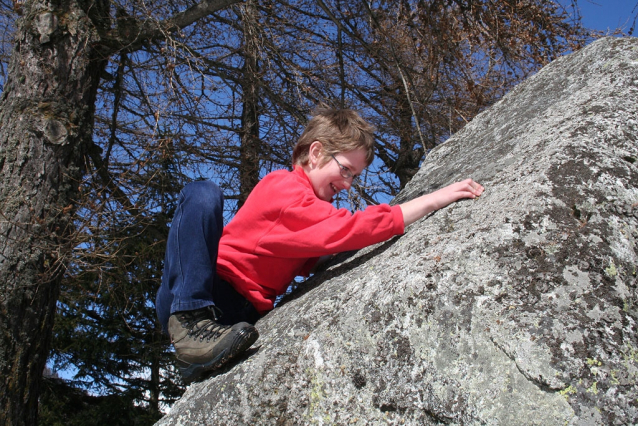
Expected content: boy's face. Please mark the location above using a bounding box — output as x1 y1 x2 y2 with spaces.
304 141 367 202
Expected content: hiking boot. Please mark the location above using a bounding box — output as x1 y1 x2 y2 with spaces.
168 306 259 384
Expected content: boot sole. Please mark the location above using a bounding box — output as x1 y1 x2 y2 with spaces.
180 326 259 384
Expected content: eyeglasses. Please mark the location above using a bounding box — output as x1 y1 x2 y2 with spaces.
331 155 357 181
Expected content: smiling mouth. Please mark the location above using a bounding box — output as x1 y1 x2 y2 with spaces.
330 183 338 194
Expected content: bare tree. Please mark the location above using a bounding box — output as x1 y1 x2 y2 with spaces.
308 0 589 197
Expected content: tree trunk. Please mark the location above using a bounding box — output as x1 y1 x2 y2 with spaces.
238 0 261 208
394 88 425 189
0 1 108 424
149 327 162 415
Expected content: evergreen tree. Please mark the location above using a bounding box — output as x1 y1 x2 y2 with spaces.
39 376 159 426
46 143 187 418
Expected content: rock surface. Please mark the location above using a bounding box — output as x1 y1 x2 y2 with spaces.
157 37 638 425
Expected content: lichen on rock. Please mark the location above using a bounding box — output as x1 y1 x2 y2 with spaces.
157 37 638 425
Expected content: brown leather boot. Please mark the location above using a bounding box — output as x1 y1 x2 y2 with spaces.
169 306 258 384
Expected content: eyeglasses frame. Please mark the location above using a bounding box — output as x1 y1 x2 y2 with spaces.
330 154 358 181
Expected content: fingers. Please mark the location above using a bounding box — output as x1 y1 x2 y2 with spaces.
458 178 484 198
470 180 484 196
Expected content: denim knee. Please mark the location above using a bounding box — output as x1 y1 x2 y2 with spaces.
181 180 224 214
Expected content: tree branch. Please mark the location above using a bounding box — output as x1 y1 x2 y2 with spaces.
103 0 244 54
87 143 138 216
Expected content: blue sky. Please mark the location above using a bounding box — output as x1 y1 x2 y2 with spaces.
561 0 637 34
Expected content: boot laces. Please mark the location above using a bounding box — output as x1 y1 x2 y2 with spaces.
183 306 230 341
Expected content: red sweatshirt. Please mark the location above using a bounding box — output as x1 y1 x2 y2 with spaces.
216 166 405 314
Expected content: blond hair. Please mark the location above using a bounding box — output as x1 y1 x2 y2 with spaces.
292 105 375 167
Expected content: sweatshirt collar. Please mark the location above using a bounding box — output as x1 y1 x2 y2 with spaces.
292 165 312 188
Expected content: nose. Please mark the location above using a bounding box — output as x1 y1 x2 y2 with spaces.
343 178 352 190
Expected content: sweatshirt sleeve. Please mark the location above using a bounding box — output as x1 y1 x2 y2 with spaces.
254 188 405 258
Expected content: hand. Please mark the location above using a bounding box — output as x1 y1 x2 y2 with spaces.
431 179 484 209
399 179 484 226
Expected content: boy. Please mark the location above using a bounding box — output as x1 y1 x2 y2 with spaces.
156 106 484 384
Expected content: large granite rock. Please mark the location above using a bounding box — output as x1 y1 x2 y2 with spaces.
157 37 638 425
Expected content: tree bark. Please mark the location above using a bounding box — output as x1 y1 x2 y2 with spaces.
238 0 261 208
0 0 243 423
0 1 109 424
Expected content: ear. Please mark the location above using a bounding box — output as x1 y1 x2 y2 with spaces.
308 141 324 168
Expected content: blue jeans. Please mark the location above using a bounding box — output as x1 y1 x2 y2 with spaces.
155 181 260 332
